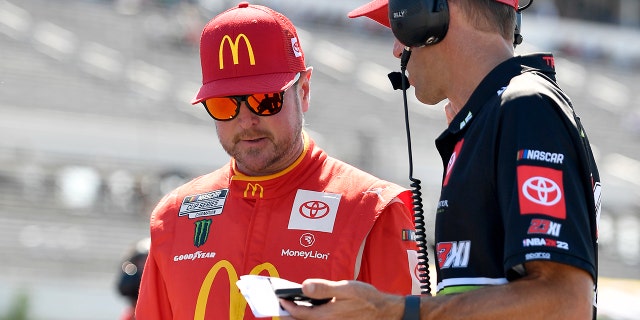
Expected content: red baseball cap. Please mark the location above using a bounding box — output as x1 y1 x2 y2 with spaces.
348 0 518 28
192 2 306 104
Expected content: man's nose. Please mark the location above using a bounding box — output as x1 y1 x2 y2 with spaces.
393 39 405 59
235 102 259 128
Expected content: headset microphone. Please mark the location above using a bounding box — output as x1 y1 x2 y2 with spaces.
400 47 412 68
388 48 412 90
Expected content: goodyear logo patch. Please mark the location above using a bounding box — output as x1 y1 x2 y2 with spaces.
179 189 228 219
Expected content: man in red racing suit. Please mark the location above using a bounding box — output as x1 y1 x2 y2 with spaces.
136 3 421 319
137 133 421 319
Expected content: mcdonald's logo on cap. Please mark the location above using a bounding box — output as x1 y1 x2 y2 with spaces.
195 260 279 319
219 34 256 69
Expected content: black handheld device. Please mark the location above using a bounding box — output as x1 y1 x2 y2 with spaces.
274 287 331 306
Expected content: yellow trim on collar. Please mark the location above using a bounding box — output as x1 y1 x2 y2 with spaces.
231 131 309 182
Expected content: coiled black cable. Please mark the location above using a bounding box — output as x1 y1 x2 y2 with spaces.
399 48 431 295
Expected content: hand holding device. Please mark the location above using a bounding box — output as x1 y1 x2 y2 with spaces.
275 287 332 306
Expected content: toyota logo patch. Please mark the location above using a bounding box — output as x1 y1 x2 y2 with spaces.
288 190 341 233
517 165 566 219
522 176 562 206
299 201 330 219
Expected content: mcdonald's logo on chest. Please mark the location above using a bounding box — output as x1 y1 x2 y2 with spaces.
243 183 264 199
219 34 255 69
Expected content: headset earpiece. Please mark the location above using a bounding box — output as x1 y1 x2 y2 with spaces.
513 10 523 46
388 0 449 47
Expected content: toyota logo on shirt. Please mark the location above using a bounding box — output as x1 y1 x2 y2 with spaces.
288 190 341 233
299 201 330 219
522 176 562 206
517 165 566 219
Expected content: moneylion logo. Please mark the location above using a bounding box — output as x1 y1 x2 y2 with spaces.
194 219 212 247
219 34 255 69
195 260 279 320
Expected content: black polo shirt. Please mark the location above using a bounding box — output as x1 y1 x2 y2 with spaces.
433 54 600 313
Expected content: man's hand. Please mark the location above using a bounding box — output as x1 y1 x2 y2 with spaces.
280 279 404 320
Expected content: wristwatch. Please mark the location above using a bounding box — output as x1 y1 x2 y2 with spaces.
402 295 421 320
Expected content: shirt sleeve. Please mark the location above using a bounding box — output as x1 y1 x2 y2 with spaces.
497 90 597 281
356 198 422 295
136 244 173 319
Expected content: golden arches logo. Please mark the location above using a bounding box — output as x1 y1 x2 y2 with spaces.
195 260 279 320
219 34 256 69
244 183 264 198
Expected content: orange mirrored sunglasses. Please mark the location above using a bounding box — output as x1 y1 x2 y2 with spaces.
202 92 285 121
201 73 301 121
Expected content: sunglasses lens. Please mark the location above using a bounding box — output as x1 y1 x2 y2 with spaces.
246 93 283 116
204 97 238 120
203 92 285 120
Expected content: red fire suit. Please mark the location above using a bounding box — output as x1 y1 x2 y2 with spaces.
136 133 420 319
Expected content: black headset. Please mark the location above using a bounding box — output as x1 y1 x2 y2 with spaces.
388 0 533 48
388 0 449 47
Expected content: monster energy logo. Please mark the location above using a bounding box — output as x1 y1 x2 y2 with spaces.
194 219 212 247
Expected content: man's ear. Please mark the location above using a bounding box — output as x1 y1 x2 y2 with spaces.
300 66 313 112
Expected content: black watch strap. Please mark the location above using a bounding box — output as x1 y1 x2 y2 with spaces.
402 295 421 320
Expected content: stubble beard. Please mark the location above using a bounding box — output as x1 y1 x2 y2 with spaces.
224 124 303 175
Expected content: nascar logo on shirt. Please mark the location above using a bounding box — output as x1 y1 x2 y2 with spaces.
517 165 566 219
517 149 564 164
288 189 341 233
179 189 228 219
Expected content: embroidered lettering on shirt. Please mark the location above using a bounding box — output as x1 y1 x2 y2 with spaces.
517 149 564 164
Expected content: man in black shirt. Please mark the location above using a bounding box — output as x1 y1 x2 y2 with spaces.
282 0 600 319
